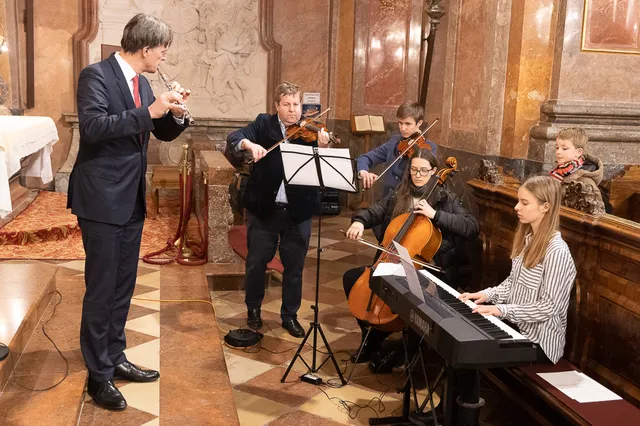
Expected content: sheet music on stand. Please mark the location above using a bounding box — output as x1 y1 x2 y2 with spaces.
279 144 357 193
279 143 356 386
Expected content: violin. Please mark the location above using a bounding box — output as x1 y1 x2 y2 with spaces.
285 118 340 146
247 108 338 164
347 157 458 332
397 133 433 159
364 117 439 191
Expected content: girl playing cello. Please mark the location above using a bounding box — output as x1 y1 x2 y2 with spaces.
343 148 480 371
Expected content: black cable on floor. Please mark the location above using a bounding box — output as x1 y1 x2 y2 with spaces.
7 290 69 392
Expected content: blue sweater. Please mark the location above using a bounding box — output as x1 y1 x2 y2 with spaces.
356 134 438 196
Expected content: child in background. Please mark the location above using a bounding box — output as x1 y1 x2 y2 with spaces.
550 127 610 212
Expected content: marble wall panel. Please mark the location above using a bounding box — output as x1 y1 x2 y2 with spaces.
362 1 409 107
552 0 640 103
439 0 511 156
24 0 78 174
500 0 557 159
334 0 354 121
582 0 640 53
424 7 451 145
450 2 485 131
273 0 331 113
351 0 423 121
0 1 12 111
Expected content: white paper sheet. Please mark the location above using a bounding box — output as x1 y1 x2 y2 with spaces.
537 371 622 403
279 144 320 187
372 262 405 277
317 147 357 193
280 144 357 193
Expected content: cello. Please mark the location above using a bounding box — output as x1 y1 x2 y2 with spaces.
347 157 458 332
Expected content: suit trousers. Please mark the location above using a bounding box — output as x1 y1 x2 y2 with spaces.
78 201 144 382
245 207 312 320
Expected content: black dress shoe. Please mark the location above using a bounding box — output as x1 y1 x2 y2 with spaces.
282 318 305 338
247 308 262 329
87 378 127 411
114 361 160 383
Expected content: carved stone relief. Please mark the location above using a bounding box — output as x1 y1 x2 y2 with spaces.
89 0 269 120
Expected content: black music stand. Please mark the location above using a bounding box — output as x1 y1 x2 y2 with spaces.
279 144 358 385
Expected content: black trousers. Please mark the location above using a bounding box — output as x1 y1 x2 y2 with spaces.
78 201 144 382
245 208 312 320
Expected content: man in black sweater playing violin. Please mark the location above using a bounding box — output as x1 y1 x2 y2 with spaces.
227 82 330 337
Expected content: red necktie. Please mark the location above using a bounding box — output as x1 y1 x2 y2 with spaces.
132 75 142 145
132 75 141 108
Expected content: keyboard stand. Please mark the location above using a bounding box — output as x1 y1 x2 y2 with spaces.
368 328 441 426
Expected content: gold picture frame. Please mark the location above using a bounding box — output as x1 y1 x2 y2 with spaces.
581 0 640 54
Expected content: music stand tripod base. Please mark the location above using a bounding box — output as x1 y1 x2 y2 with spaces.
280 188 346 385
278 145 357 386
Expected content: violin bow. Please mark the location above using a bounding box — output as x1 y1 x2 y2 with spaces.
365 117 440 191
247 108 332 164
339 230 443 273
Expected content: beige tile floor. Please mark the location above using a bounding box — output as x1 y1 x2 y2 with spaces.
213 215 425 425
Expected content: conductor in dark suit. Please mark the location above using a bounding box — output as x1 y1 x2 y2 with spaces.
67 13 189 410
227 83 330 338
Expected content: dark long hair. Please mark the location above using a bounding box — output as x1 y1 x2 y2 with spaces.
391 149 440 218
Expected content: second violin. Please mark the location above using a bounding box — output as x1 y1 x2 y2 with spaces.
397 132 433 159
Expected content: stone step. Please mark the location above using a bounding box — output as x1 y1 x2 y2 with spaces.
206 262 282 291
0 261 57 391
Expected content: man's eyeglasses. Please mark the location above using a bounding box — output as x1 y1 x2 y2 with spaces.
409 167 433 176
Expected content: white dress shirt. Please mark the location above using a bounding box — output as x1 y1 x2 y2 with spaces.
113 52 184 125
274 117 288 204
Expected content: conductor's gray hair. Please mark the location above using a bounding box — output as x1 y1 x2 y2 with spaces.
120 13 173 54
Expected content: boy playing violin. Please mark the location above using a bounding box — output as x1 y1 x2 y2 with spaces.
357 101 437 196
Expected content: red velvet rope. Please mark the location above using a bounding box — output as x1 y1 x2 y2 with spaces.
142 167 208 266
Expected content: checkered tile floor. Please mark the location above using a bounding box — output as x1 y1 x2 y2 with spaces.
212 215 423 425
1 215 537 425
211 214 539 426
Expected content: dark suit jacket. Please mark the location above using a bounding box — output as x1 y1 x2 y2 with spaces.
67 53 187 225
227 113 319 224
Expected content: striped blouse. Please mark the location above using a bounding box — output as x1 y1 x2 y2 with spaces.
480 232 576 363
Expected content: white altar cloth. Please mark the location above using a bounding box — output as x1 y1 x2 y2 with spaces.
0 116 59 218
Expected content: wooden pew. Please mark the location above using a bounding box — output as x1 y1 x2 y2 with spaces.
608 165 640 222
468 178 640 425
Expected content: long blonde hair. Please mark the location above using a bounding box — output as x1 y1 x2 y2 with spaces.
511 175 562 268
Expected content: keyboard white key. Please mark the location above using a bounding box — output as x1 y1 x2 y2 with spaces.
418 269 527 341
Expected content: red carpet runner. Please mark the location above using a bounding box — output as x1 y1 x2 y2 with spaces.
0 191 185 260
